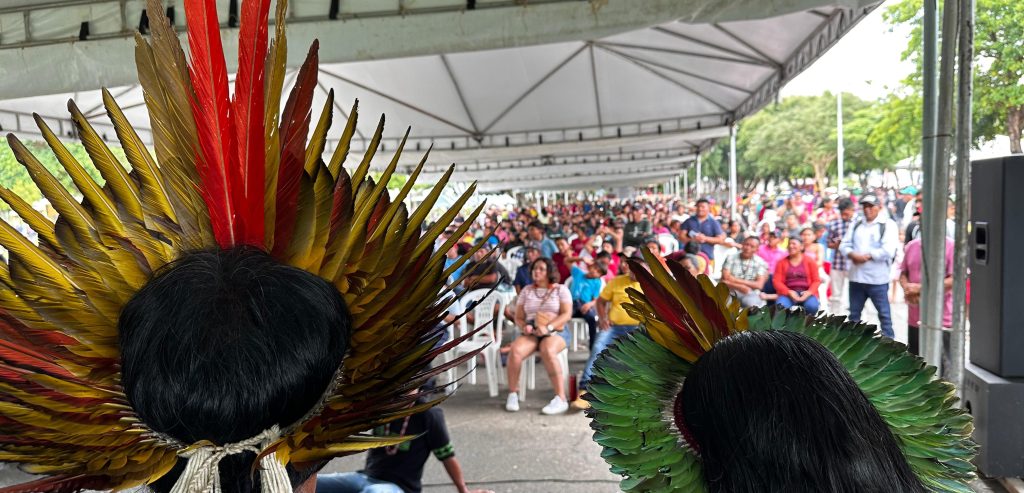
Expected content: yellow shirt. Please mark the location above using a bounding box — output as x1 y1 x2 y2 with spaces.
600 274 642 326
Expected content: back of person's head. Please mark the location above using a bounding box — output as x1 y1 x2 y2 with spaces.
680 330 924 493
837 198 854 211
684 241 700 255
119 247 351 493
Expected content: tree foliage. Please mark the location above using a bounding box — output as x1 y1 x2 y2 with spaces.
883 0 1024 154
0 139 108 209
703 93 889 192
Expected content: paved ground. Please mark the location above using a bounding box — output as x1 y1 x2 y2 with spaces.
321 349 621 493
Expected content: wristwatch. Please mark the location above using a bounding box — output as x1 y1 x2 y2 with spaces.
546 324 553 332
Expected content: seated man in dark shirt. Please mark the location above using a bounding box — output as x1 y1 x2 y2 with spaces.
316 403 491 493
513 246 541 293
461 245 511 292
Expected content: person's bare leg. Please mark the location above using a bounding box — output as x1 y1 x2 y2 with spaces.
539 336 567 401
506 336 537 393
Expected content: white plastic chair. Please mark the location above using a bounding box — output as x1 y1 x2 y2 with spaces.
452 289 504 397
568 319 586 351
518 347 569 402
505 245 524 261
658 232 679 254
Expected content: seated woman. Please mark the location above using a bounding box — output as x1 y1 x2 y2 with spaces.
772 235 821 313
505 257 573 415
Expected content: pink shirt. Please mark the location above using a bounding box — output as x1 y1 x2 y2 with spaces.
900 238 954 328
757 245 788 272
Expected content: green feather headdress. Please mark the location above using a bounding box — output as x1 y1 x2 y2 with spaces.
585 248 977 492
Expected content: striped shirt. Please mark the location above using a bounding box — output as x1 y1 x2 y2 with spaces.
516 284 571 321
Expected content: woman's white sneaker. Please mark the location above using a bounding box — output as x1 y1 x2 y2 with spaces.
505 393 520 412
541 396 568 415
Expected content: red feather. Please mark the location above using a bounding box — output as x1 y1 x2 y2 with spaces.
186 0 238 247
232 0 271 247
271 40 319 257
665 260 732 339
629 264 705 355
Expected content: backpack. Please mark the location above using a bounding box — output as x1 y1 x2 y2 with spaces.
852 219 886 240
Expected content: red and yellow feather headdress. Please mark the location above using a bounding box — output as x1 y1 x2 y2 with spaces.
0 0 481 491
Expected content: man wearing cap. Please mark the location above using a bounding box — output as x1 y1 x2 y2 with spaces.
899 186 919 228
839 195 899 338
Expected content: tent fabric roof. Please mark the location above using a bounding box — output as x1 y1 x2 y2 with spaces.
0 0 880 191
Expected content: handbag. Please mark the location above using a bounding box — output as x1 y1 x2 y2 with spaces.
531 286 564 337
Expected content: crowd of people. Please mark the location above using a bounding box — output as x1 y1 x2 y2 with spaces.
439 185 958 414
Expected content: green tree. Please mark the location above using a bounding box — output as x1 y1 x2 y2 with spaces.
703 93 887 192
884 0 1024 153
0 139 110 209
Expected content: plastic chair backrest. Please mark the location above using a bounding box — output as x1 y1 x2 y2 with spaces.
464 289 503 346
505 245 523 261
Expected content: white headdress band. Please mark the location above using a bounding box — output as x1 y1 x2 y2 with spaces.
169 426 293 493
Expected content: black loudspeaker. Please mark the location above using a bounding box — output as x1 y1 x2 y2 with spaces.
969 155 1024 378
962 363 1024 477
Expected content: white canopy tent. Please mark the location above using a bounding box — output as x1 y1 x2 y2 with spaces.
0 0 880 192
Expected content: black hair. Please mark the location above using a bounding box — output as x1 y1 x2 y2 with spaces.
528 221 544 231
837 198 855 212
680 330 924 493
119 247 351 493
695 198 710 206
684 241 700 255
595 251 611 261
530 257 561 284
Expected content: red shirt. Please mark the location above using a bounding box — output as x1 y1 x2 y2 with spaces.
773 256 821 297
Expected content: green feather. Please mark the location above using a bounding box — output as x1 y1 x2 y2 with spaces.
587 308 976 492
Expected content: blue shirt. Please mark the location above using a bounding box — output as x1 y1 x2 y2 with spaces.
537 238 558 259
569 266 602 303
681 216 724 259
443 257 465 287
514 264 532 290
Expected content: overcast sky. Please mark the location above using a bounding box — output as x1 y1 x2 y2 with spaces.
781 4 915 100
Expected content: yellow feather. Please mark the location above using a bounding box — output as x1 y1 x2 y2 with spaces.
32 114 124 237
102 88 178 223
0 186 58 251
349 115 384 186
402 164 455 245
263 0 289 248
68 100 144 220
304 90 333 176
327 100 359 179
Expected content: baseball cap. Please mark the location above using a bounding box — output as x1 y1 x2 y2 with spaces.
900 186 918 195
860 195 880 207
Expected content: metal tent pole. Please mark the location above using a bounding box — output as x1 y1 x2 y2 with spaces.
837 93 845 193
919 0 943 368
729 124 738 220
926 0 958 370
695 154 703 199
683 168 689 203
950 0 974 391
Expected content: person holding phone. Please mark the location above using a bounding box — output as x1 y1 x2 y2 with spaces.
505 258 573 415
